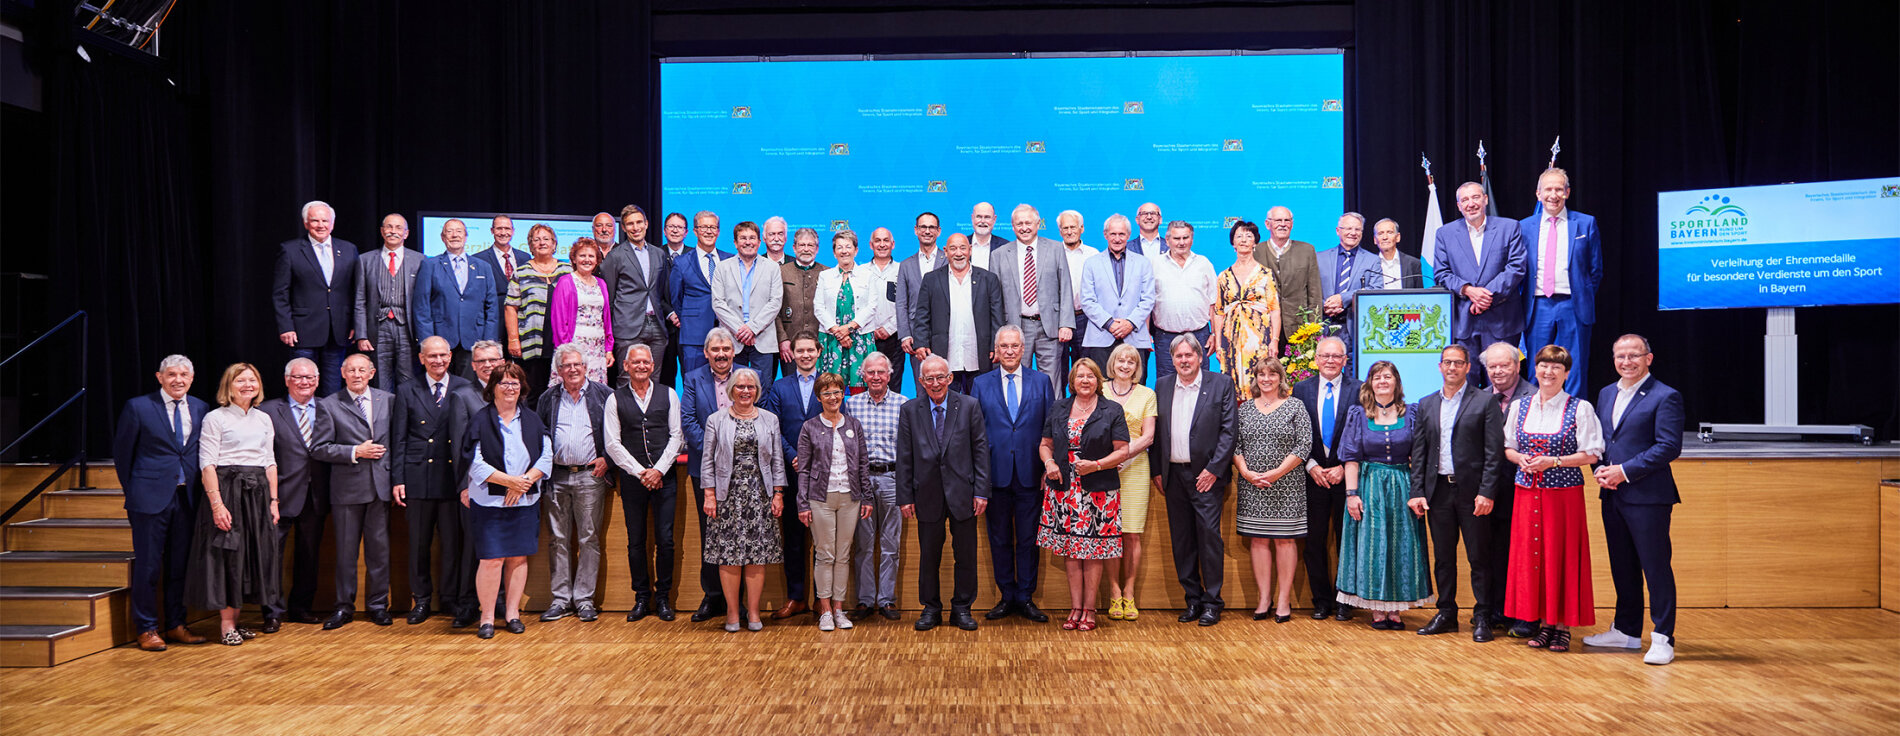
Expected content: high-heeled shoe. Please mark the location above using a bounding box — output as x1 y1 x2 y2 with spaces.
1107 598 1127 620
1062 609 1081 631
1078 613 1098 632
1274 612 1292 624
1252 610 1272 621
1122 600 1139 621
1527 626 1556 648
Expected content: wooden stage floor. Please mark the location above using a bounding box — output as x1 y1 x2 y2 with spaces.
1 608 1895 734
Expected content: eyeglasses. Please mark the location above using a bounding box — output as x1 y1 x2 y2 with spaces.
922 374 951 383
1613 352 1650 361
1317 352 1346 360
559 362 587 370
915 225 940 231
474 357 506 365
1441 359 1469 367
496 381 522 389
820 389 845 398
288 375 319 382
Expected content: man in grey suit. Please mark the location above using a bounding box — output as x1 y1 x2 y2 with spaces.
258 358 332 630
355 213 424 389
601 206 673 388
710 221 784 377
897 355 990 632
896 212 946 386
311 353 397 629
990 204 1074 393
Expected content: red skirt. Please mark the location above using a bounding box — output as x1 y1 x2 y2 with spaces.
1504 485 1595 627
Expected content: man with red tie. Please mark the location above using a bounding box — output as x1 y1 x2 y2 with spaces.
355 214 424 389
1519 169 1602 396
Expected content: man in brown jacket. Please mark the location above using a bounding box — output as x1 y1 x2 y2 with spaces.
777 225 829 380
1253 205 1323 334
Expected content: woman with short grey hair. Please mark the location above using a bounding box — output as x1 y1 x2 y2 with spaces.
699 367 787 631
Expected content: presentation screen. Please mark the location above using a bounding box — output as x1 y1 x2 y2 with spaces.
1656 177 1899 310
415 212 602 260
658 52 1346 273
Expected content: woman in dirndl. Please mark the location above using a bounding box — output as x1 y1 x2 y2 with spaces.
1503 345 1605 653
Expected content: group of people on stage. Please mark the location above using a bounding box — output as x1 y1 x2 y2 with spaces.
115 168 1678 665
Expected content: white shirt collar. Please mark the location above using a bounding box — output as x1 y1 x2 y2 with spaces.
1618 372 1649 391
347 389 371 402
1177 371 1202 390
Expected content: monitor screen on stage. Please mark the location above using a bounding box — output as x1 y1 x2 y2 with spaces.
1656 177 1900 310
658 52 1346 273
414 212 602 260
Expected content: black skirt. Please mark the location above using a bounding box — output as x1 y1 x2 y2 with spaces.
186 466 283 611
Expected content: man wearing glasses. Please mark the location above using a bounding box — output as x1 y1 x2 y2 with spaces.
896 212 947 387
667 212 734 374
1291 336 1359 621
897 356 990 631
1132 202 1164 255
1406 345 1506 641
1586 335 1683 666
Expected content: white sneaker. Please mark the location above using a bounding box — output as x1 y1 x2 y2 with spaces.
1583 628 1644 649
835 613 854 630
1644 633 1675 665
818 612 835 631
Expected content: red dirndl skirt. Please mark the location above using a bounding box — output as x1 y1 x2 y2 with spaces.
1504 484 1594 627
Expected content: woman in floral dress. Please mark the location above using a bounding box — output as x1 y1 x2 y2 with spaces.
1037 359 1131 631
1213 220 1282 398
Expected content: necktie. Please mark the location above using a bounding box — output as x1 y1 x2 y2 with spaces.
1541 216 1559 297
432 381 444 406
1022 244 1037 309
1320 382 1335 453
934 405 946 441
453 255 468 292
704 252 716 284
1498 392 1509 412
356 395 371 424
499 249 513 277
317 244 333 285
1005 373 1019 422
296 404 312 446
172 400 187 484
387 250 398 276
1333 248 1353 299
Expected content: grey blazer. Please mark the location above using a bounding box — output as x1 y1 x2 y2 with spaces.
257 397 329 518
793 414 871 513
311 388 396 505
352 247 423 342
600 242 672 344
990 236 1076 337
699 408 787 501
709 256 786 354
894 249 946 343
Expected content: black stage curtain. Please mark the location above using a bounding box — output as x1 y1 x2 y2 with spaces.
36 0 1898 457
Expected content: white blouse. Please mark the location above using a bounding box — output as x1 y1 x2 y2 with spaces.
814 265 886 335
199 405 277 468
1502 390 1605 458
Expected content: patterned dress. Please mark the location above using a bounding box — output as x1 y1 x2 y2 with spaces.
1217 264 1280 397
1505 394 1596 627
565 274 611 385
817 268 874 386
1037 417 1123 559
1235 398 1312 539
508 260 572 362
702 419 785 566
1333 405 1435 611
1107 384 1157 534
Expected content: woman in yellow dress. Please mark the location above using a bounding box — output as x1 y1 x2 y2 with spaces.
1213 220 1282 398
1101 343 1157 621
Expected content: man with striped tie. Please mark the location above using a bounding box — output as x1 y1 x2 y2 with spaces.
259 358 333 630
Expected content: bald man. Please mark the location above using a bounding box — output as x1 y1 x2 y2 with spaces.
354 213 424 389
311 353 397 628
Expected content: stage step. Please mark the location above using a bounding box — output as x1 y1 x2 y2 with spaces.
41 489 126 519
0 622 121 668
0 586 126 627
0 551 135 587
4 518 134 552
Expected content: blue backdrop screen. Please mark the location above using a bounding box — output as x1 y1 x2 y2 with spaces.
659 53 1346 271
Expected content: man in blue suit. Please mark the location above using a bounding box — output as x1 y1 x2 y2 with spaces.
969 326 1053 622
1586 334 1684 666
1317 213 1383 371
668 211 733 374
762 333 824 620
272 201 358 397
1434 182 1528 386
413 219 500 378
679 327 738 622
469 215 530 317
111 354 210 651
1077 214 1156 371
1520 169 1603 396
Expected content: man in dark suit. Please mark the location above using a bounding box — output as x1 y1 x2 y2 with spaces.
968 326 1053 622
1407 345 1505 641
111 355 211 651
897 355 991 631
895 212 947 388
1520 169 1603 396
657 212 692 385
1292 336 1360 621
1586 334 1684 666
1369 219 1426 290
387 337 475 626
667 211 733 374
679 328 739 621
761 334 824 620
310 353 397 629
413 219 501 377
272 201 358 397
602 205 672 389
911 234 1007 392
469 215 529 319
1480 340 1532 635
257 358 331 630
1150 337 1238 626
354 213 424 389
1434 182 1527 385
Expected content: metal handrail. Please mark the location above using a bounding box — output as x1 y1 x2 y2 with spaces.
0 311 91 524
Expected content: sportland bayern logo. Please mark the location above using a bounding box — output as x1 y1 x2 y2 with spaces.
1670 193 1749 240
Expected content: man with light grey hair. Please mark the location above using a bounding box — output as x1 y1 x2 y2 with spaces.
114 354 211 650
259 356 331 630
843 351 907 621
1291 335 1359 621
680 326 740 621
1078 213 1156 370
534 343 615 622
274 200 358 396
1318 211 1381 371
991 203 1074 391
762 216 790 264
1055 210 1099 376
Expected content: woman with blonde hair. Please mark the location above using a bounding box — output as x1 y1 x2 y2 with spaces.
1099 343 1157 621
188 363 281 645
1232 357 1311 622
1037 358 1131 630
700 367 787 632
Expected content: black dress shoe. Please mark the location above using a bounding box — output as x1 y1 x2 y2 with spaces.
952 609 979 631
985 601 1016 620
1253 610 1273 621
878 605 901 621
505 618 526 634
261 617 281 634
1310 605 1333 620
476 623 495 639
322 611 353 630
450 611 477 629
287 611 323 625
690 600 725 623
655 597 676 621
628 597 651 622
1334 605 1354 622
1416 611 1459 636
1178 605 1204 624
369 609 394 626
1508 620 1539 638
845 604 874 621
406 603 432 625
914 610 941 631
1019 602 1050 623
1472 616 1496 643
1198 608 1221 627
